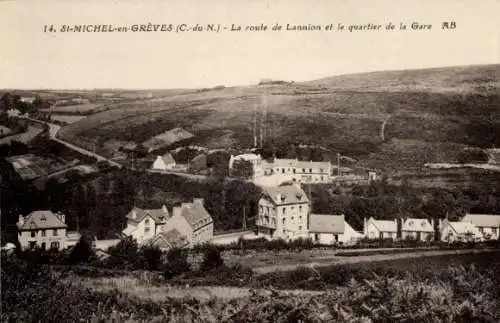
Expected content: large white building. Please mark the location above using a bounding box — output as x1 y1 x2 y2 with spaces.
229 153 332 184
256 184 310 240
17 210 80 251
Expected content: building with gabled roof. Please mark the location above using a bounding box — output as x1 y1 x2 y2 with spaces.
309 213 363 245
364 217 397 240
152 153 176 171
17 210 79 251
122 206 170 244
401 217 434 241
161 198 214 247
256 184 310 240
147 228 189 251
440 219 482 243
461 213 500 239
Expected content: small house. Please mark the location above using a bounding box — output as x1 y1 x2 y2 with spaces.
308 213 363 245
461 213 500 240
152 153 176 171
364 217 397 240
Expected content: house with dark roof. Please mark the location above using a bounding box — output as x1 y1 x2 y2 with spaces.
308 213 363 245
122 206 170 244
461 213 500 239
256 184 310 240
161 198 214 247
17 210 80 251
146 228 189 251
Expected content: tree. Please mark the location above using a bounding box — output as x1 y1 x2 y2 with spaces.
231 159 254 179
200 244 224 271
139 245 162 270
164 247 190 279
68 236 94 264
108 237 139 269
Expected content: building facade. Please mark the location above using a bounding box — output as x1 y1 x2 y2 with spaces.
256 184 310 240
401 218 434 241
17 210 76 251
161 198 214 247
263 158 332 184
122 206 170 244
151 153 176 171
363 217 397 240
461 213 500 240
308 213 363 245
440 219 482 242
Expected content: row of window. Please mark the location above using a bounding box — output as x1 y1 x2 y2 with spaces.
478 227 498 235
273 167 327 174
29 241 60 249
259 205 307 214
22 229 60 238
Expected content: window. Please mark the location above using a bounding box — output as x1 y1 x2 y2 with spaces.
291 206 294 210
299 226 302 230
291 217 294 221
145 219 150 225
282 207 286 214
41 230 46 237
282 169 285 174
31 231 36 238
309 169 312 173
41 242 46 250
145 227 151 233
479 227 484 233
293 169 296 173
302 168 305 172
282 218 285 225
53 229 58 236
320 168 324 173
50 242 60 249
299 205 302 211
29 241 36 249
493 228 497 235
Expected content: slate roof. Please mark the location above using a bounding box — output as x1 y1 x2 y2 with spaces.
462 214 500 228
309 214 345 233
125 207 169 224
161 153 175 165
263 185 309 205
17 210 67 230
180 200 213 229
447 221 481 235
150 229 188 249
369 218 397 233
402 218 434 232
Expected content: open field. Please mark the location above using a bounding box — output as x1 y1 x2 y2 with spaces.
54 64 500 172
50 114 87 124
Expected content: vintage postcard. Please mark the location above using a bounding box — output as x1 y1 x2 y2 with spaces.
1 0 499 322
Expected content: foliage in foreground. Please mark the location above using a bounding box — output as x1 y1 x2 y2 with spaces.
2 254 500 322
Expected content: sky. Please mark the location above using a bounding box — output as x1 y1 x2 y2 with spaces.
1 0 499 89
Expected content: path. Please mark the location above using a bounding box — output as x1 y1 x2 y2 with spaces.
250 248 497 274
22 117 122 168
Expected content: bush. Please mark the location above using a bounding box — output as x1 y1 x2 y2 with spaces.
69 237 95 264
139 245 163 271
164 247 190 279
107 237 139 269
200 244 224 271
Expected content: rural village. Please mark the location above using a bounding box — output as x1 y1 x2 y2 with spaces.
2 65 500 322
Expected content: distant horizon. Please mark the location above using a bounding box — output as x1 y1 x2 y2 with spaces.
2 62 498 92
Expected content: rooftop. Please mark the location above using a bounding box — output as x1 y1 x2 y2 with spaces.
150 229 189 249
126 207 169 225
402 218 434 232
17 210 67 230
178 199 213 229
462 213 500 228
263 184 309 205
368 218 397 233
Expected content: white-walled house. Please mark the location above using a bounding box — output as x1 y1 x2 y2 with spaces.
161 198 214 247
256 184 310 241
440 219 482 242
461 213 500 240
152 153 176 171
17 210 80 251
401 218 434 241
364 217 397 240
122 206 170 244
229 153 265 180
263 158 332 184
308 213 363 245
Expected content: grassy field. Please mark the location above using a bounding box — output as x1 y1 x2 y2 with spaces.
54 64 500 172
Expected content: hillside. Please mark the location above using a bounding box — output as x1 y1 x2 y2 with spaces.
56 64 500 172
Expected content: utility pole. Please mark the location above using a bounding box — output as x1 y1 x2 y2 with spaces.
242 205 247 231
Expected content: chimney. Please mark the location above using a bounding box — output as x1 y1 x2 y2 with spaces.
363 217 367 235
276 193 281 202
132 209 137 219
18 215 24 227
193 198 204 206
173 206 182 218
59 213 65 224
162 204 168 213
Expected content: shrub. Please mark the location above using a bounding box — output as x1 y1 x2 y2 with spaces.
200 244 224 271
164 247 190 279
139 245 163 271
69 237 95 264
107 237 139 269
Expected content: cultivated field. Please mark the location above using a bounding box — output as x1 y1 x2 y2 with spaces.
53 64 500 172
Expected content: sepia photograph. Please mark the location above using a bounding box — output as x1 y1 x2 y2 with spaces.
1 0 499 322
